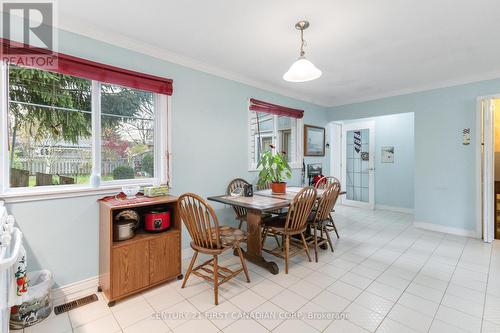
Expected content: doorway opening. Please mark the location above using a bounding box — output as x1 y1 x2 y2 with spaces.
329 113 414 213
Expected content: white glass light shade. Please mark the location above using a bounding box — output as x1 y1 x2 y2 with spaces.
283 56 322 82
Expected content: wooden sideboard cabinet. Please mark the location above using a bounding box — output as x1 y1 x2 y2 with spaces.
98 195 182 306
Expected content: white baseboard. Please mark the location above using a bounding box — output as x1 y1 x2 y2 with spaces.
375 205 414 214
182 246 194 260
413 221 478 238
52 275 99 305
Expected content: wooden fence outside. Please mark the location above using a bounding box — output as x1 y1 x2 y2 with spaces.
16 158 128 176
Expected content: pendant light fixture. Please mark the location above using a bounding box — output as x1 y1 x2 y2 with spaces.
283 20 322 83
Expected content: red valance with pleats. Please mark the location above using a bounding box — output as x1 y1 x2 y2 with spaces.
1 38 173 95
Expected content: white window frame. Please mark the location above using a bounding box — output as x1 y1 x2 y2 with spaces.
0 62 172 202
248 110 303 171
253 132 274 160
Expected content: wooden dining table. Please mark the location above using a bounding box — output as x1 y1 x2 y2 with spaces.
207 186 325 275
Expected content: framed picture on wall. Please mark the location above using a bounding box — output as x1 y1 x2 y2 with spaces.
304 125 325 156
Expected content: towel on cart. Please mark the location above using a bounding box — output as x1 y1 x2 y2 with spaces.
8 245 28 307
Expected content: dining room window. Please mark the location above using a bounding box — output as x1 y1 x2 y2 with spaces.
0 63 171 196
248 110 302 170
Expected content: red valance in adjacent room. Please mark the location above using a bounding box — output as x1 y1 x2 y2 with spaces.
0 38 173 95
249 98 304 119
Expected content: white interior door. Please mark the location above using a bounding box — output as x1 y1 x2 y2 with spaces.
482 98 495 242
342 120 375 209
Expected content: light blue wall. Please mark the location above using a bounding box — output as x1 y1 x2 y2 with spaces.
373 113 414 209
328 79 500 234
4 29 329 286
342 113 414 209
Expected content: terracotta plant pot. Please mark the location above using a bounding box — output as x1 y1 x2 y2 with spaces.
271 182 286 194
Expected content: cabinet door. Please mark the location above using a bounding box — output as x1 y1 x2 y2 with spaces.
112 241 149 298
149 232 180 284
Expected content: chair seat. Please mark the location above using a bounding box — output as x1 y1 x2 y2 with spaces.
306 211 317 223
217 226 247 246
262 216 286 231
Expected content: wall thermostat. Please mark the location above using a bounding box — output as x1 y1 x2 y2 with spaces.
463 128 470 145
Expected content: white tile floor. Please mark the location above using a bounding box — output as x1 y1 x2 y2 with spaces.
12 206 500 333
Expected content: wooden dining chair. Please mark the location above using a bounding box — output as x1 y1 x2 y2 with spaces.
178 193 250 305
307 181 341 262
226 178 250 229
315 176 341 238
261 186 317 273
314 176 339 189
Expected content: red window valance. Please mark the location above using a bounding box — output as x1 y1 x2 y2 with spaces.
0 38 173 95
249 98 304 119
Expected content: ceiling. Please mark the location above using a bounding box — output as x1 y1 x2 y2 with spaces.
57 0 500 106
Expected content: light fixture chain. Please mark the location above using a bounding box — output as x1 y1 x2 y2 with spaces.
300 28 305 57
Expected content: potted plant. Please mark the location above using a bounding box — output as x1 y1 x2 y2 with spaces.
257 146 292 194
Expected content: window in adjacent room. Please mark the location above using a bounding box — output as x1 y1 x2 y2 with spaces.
248 110 302 170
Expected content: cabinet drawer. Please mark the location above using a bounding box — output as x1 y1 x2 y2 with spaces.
112 241 149 298
149 231 181 284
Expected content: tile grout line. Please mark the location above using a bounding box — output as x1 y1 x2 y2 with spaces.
35 208 496 333
81 209 489 333
479 242 494 333
320 214 420 332
267 210 411 332
74 210 409 333
368 226 447 332
142 287 185 332
175 259 289 332
341 213 422 331
293 210 386 332
424 236 469 333
318 220 491 330
373 229 449 332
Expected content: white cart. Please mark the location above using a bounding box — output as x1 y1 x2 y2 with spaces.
0 201 23 333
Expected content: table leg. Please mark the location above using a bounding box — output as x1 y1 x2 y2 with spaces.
235 209 279 275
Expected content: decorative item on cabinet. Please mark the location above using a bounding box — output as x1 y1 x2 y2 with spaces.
307 163 323 186
243 184 253 197
144 185 169 197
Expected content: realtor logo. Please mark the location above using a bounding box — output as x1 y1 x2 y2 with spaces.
1 1 57 69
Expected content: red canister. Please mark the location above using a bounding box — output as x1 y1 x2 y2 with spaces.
144 210 170 232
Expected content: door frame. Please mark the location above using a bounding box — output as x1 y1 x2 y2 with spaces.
476 94 500 242
329 122 342 181
341 120 375 209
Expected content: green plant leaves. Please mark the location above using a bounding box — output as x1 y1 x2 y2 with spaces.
257 149 292 186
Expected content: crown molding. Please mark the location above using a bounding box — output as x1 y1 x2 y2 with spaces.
326 71 500 108
51 15 500 110
54 15 330 108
